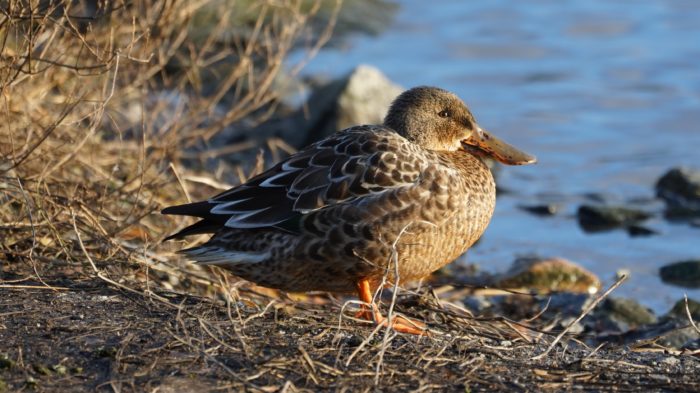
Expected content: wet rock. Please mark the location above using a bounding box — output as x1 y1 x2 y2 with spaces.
655 167 700 218
666 297 700 321
626 224 659 237
657 322 700 349
659 260 700 288
558 316 585 334
682 338 700 351
596 297 657 332
462 295 492 313
301 64 404 145
600 318 697 348
577 204 651 232
544 292 592 316
518 203 559 216
493 257 601 294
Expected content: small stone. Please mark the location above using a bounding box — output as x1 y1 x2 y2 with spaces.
656 167 700 217
657 326 700 350
95 346 117 359
494 257 601 294
345 334 363 347
577 205 651 232
661 356 680 367
32 364 51 375
599 297 657 330
659 260 700 289
52 364 67 376
545 293 591 316
682 338 700 350
0 354 14 370
666 297 700 320
518 204 559 216
463 295 491 313
626 224 658 237
25 376 37 388
558 316 584 334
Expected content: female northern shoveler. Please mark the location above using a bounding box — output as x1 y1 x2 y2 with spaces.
162 86 536 334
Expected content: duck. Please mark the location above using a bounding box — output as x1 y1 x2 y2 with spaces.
162 86 536 334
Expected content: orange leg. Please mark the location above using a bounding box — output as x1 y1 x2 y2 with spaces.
355 279 427 335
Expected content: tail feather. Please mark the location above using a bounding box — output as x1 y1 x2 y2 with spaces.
162 200 227 241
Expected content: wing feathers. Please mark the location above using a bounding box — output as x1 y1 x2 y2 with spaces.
163 126 427 235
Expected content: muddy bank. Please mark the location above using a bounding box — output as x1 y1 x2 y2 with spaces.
2 277 699 392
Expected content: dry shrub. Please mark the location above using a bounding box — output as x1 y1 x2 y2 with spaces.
0 0 340 288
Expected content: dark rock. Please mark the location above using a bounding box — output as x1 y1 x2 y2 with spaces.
0 354 14 370
596 297 657 332
577 204 651 232
544 292 591 316
626 224 659 237
682 338 700 350
596 318 697 348
659 260 700 288
657 323 700 349
462 295 491 313
666 297 700 321
518 204 559 216
656 167 700 218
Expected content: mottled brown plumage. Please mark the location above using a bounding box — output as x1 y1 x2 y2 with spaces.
163 86 535 332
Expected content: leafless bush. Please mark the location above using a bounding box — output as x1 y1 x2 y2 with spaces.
0 0 340 288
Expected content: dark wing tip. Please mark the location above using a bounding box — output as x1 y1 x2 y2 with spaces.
162 201 222 242
161 200 212 217
162 218 222 242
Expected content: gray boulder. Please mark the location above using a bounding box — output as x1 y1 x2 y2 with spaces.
300 64 404 145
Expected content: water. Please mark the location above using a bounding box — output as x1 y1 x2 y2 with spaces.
298 0 700 313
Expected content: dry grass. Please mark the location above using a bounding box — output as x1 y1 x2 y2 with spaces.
0 0 340 294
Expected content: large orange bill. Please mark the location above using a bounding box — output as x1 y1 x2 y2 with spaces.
462 127 537 165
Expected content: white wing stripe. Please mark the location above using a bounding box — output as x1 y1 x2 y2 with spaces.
259 170 297 188
186 248 270 265
210 197 255 214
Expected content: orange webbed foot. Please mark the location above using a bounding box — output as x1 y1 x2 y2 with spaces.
355 279 428 336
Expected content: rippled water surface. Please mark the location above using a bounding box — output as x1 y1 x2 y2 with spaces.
300 0 700 312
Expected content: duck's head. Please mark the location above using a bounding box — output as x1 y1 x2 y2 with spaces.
384 86 536 165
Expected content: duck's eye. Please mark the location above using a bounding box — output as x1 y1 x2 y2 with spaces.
438 109 450 118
